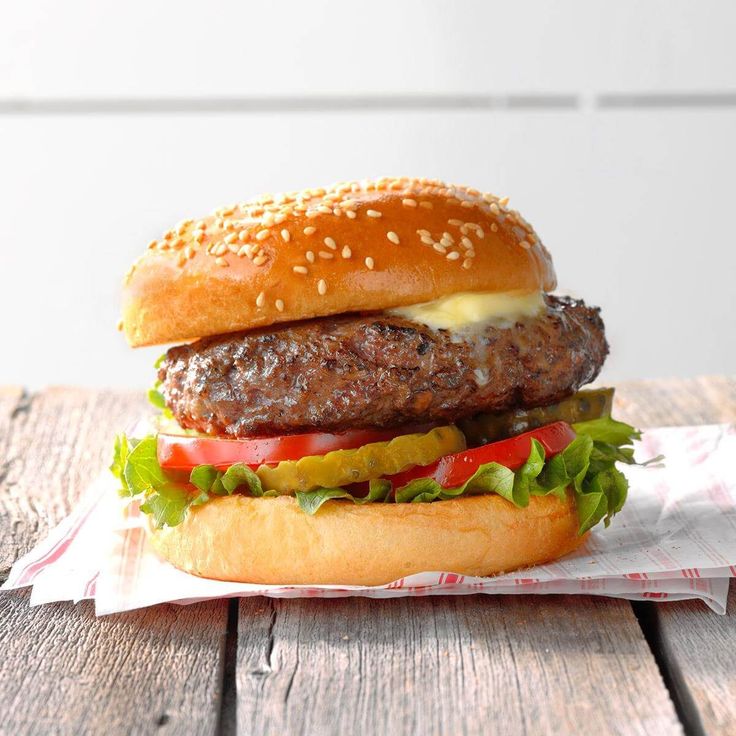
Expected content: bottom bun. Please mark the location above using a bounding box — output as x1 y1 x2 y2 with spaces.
147 491 586 586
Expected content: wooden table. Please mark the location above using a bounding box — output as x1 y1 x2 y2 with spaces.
1 377 734 735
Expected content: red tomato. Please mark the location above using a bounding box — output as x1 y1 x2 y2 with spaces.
387 421 576 489
157 425 434 470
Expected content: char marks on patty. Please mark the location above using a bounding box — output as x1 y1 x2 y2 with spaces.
159 295 608 437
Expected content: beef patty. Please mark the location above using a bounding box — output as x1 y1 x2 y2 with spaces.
159 295 608 437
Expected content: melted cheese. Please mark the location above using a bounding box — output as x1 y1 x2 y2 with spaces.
388 290 545 331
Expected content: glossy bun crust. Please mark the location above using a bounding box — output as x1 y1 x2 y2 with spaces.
122 177 556 346
148 492 585 586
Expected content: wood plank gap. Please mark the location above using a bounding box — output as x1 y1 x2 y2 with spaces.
216 598 240 736
632 601 706 736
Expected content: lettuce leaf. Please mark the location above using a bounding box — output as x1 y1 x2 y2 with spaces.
111 415 656 534
147 353 173 418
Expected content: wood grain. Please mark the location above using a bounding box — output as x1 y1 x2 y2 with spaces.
0 593 227 736
612 375 736 427
651 586 736 736
236 596 681 736
0 388 229 735
0 387 145 579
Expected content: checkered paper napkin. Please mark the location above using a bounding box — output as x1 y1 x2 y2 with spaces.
3 423 735 615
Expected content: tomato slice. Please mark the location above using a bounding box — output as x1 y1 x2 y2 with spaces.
386 421 577 490
157 425 435 470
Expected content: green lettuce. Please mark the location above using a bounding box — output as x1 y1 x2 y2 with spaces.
110 416 658 535
110 435 266 529
147 353 173 418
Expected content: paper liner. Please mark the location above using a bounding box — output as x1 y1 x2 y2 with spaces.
4 423 735 615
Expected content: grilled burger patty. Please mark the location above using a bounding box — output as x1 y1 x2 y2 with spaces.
159 295 608 437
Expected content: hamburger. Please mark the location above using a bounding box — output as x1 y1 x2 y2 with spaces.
111 176 647 585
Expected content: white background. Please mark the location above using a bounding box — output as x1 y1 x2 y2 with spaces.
1 1 734 389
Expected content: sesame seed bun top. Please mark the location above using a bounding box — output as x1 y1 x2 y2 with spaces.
121 177 556 347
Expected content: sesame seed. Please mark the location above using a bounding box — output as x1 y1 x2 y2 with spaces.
317 279 327 295
499 196 510 206
365 256 375 270
303 226 316 235
345 210 357 219
275 299 285 312
463 258 473 269
214 243 228 256
433 243 447 254
341 245 352 259
215 257 228 267
402 198 417 208
366 210 382 218
237 245 250 257
417 229 431 237
448 219 463 227
460 200 473 208
281 229 290 242
228 243 240 254
225 233 238 244
476 228 485 238
324 237 337 250
293 265 308 275
306 211 319 219
274 212 287 224
490 203 501 215
253 255 267 266
442 232 454 242
305 250 315 263
461 236 473 248
519 240 531 249
387 231 400 245
256 229 270 241
419 201 433 209
318 205 331 214
420 235 434 246
446 251 461 261
333 208 342 216
256 291 266 308
491 223 499 232
318 251 334 259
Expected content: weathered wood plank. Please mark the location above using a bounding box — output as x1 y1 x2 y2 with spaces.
237 596 681 736
0 592 228 736
650 586 736 736
612 375 736 428
614 376 736 736
0 387 229 735
0 386 145 579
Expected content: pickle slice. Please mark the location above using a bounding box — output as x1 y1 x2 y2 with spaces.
256 426 466 493
459 388 615 447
